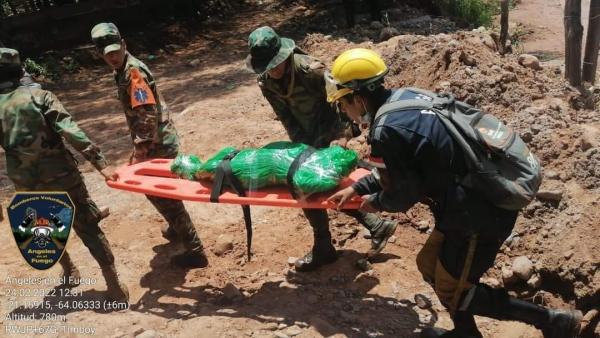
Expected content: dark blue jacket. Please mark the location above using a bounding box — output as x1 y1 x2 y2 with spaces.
352 89 468 213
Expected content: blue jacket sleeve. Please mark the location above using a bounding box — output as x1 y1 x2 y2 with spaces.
365 124 433 213
352 172 381 195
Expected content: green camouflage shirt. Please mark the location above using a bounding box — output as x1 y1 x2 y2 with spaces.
259 52 349 148
114 52 179 160
0 84 107 190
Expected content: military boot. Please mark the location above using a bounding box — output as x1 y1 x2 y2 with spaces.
100 265 129 303
59 252 81 288
294 231 337 272
170 223 208 269
367 218 398 257
170 248 209 268
462 284 582 338
294 243 337 272
504 300 582 338
295 209 337 272
542 309 583 338
344 210 398 257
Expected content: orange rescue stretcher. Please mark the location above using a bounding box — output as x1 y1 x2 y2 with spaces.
106 159 369 209
107 159 371 260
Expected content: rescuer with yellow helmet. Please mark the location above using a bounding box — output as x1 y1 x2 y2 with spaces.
327 48 582 338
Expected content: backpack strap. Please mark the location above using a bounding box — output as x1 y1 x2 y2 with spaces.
374 88 439 121
433 110 482 171
373 88 482 171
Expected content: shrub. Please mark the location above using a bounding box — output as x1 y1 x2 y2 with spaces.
434 0 495 27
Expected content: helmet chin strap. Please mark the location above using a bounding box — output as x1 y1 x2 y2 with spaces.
359 99 372 126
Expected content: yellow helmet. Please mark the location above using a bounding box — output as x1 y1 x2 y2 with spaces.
327 48 388 103
325 71 353 103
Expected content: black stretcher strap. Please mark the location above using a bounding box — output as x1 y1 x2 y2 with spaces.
286 146 317 199
210 151 253 261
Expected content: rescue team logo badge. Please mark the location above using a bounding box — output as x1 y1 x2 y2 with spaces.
7 192 74 270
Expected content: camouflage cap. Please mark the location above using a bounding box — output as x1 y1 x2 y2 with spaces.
0 48 21 67
91 22 122 55
246 26 295 74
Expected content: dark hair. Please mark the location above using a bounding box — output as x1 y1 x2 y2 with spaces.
0 65 23 82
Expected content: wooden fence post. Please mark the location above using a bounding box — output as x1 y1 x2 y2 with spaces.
499 0 509 54
583 0 600 84
564 0 584 87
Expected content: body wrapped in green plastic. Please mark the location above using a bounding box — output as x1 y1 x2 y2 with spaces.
170 142 358 196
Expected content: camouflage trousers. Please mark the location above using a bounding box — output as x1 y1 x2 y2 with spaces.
15 182 115 267
145 195 203 253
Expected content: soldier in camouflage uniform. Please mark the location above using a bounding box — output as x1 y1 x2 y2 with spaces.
0 48 128 302
246 26 398 272
91 23 207 268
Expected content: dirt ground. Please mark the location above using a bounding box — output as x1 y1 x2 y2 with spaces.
0 1 599 338
509 0 592 57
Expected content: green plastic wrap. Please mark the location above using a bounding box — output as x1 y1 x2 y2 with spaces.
173 141 358 196
170 154 203 180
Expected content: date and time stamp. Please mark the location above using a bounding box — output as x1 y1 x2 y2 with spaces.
2 275 129 335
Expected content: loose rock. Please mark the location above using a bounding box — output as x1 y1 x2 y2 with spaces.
527 273 542 289
223 282 243 300
483 277 502 288
518 54 542 70
417 221 430 232
213 234 234 256
502 267 519 285
414 294 432 309
356 258 372 271
379 27 400 41
545 170 560 180
459 51 477 66
512 256 534 281
284 325 303 337
536 190 563 203
563 250 574 260
481 34 497 51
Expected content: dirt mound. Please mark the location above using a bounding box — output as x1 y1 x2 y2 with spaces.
302 29 600 327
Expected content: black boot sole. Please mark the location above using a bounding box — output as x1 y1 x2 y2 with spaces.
170 253 209 268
